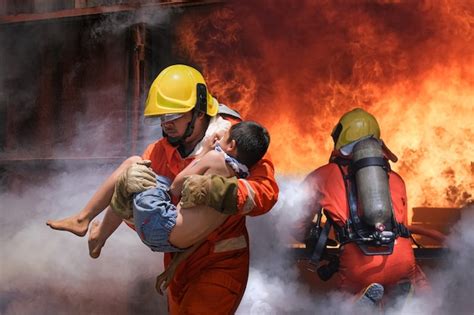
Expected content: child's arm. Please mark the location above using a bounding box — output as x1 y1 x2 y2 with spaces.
170 150 223 197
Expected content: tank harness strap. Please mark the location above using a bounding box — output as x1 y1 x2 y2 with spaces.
305 205 323 260
305 208 341 281
333 161 409 255
309 213 331 264
334 221 410 244
351 157 389 173
336 163 365 238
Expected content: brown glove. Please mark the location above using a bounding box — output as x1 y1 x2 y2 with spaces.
125 160 157 193
180 174 239 215
110 160 157 219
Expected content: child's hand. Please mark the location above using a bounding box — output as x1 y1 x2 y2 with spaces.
201 132 223 154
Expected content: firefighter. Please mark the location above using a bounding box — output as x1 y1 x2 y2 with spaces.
125 65 278 313
47 64 278 312
297 108 428 306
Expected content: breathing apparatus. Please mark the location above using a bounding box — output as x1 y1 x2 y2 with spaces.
305 108 410 280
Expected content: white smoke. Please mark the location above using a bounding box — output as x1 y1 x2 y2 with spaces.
391 205 474 315
238 177 317 314
239 177 355 315
0 166 168 314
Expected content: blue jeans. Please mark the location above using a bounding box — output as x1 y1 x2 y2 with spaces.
132 175 183 253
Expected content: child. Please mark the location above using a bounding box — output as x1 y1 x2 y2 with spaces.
47 121 270 291
129 121 270 293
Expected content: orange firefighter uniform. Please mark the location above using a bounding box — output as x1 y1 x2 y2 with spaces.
142 116 279 314
303 160 428 294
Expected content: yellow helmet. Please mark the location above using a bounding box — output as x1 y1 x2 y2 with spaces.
144 64 219 117
331 108 381 150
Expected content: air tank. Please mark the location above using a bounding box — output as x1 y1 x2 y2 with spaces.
353 138 392 227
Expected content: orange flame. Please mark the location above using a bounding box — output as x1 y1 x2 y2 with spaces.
175 1 474 210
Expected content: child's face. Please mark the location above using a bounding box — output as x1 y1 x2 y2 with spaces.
218 129 234 153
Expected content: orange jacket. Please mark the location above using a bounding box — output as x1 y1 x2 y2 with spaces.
142 117 279 308
303 162 419 293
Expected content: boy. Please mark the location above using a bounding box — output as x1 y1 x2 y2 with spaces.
130 121 270 293
47 121 270 291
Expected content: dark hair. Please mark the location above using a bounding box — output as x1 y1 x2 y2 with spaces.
229 121 270 168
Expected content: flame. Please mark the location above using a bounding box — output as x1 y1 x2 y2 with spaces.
175 1 474 210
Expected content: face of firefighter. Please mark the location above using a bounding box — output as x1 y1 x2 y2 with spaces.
161 111 208 147
161 111 192 138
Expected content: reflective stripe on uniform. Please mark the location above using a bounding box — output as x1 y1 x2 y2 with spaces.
239 179 256 214
213 235 247 253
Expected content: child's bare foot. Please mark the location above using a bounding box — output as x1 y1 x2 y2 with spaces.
46 214 89 237
88 220 105 259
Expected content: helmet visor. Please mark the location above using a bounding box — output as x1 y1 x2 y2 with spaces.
143 113 184 126
159 113 184 123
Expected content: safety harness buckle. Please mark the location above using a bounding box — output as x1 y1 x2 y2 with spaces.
373 230 396 245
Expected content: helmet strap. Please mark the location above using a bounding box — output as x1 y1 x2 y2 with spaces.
331 123 343 146
196 83 208 113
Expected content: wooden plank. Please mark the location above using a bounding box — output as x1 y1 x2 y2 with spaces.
0 1 221 24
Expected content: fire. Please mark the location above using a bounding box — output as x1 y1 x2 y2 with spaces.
175 1 474 210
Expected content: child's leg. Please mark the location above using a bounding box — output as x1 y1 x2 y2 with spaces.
46 156 143 236
168 163 231 248
155 241 204 295
169 205 227 249
88 206 123 258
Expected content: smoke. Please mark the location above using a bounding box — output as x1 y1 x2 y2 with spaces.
87 6 174 41
417 205 474 314
0 165 168 314
238 178 316 314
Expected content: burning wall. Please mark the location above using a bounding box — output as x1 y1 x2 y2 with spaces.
174 0 474 212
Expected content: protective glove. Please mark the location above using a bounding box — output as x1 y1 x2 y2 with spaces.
179 174 239 215
110 160 157 219
125 160 157 193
